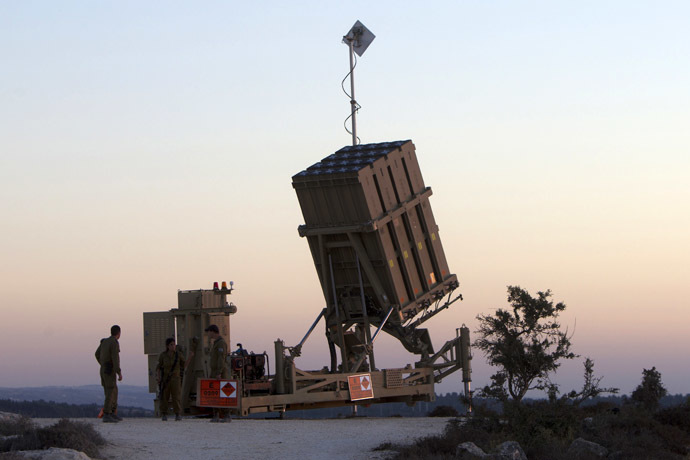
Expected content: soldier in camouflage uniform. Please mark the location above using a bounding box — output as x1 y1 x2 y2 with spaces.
156 337 187 421
95 325 122 423
205 324 230 422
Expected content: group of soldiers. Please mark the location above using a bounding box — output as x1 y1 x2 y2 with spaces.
95 324 231 422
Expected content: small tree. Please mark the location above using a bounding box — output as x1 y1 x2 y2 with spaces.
474 286 576 404
631 367 667 411
554 357 619 405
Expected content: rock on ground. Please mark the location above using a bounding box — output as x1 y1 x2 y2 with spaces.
456 441 488 459
455 440 527 460
493 441 528 460
567 438 608 458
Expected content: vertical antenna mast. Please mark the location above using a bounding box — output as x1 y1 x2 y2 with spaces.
346 38 357 146
342 21 375 146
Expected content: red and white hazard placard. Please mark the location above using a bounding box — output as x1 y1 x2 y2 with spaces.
197 379 239 408
348 373 374 401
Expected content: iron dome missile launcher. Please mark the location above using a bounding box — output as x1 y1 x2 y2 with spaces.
143 140 472 416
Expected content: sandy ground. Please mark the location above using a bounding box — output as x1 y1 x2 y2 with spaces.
37 417 451 460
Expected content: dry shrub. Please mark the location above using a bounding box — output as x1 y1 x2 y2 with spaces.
38 419 105 458
371 441 395 451
375 419 496 459
1 419 105 458
572 407 690 460
373 433 457 460
0 453 26 460
0 416 34 436
655 404 690 433
503 400 580 458
377 400 690 460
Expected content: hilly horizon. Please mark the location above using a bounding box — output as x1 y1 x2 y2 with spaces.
0 384 153 410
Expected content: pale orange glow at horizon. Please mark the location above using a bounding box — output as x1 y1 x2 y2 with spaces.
1 2 689 398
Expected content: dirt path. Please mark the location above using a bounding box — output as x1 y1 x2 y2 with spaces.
65 417 449 460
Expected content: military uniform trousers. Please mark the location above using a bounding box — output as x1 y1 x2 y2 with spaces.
212 369 230 418
160 376 182 416
100 369 118 414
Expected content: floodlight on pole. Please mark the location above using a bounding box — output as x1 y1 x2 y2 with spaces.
342 20 375 146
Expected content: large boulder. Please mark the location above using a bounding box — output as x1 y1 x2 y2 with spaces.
492 441 528 460
15 447 91 460
456 441 488 459
567 438 608 458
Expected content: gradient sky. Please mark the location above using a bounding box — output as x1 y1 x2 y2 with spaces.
1 2 688 398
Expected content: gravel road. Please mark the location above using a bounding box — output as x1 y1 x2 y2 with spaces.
66 417 450 460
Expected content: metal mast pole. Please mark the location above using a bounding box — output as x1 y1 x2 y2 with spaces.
342 21 374 146
347 38 357 146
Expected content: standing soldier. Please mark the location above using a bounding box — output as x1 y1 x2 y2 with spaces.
205 324 230 423
156 338 187 421
95 325 122 423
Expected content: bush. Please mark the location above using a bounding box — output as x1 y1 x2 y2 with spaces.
378 398 690 460
0 416 34 436
580 400 619 417
655 404 690 433
0 453 26 460
631 367 667 411
1 419 105 458
584 406 690 459
502 400 580 457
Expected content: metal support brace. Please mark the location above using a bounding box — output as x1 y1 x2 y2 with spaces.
356 254 376 370
351 305 395 372
290 308 326 358
372 305 395 343
329 253 348 372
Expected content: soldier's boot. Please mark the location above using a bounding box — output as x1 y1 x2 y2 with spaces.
112 413 123 422
161 415 168 421
175 415 182 421
102 414 117 423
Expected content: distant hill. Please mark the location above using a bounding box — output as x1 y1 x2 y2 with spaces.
0 385 153 411
0 386 686 419
0 398 153 418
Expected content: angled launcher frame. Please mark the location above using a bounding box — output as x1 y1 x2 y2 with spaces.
291 140 468 374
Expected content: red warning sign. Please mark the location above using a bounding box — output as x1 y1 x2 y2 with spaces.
221 381 236 397
348 373 374 401
197 379 239 408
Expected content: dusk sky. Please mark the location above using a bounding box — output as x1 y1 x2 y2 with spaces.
1 2 688 398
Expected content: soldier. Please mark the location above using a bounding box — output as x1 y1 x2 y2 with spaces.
156 338 187 421
95 325 122 423
205 324 230 423
235 343 248 357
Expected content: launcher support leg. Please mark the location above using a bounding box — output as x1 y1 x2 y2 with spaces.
459 325 473 414
351 305 395 372
356 254 376 370
329 253 348 372
293 308 326 356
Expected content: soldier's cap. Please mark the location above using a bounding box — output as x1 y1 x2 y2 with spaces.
204 325 219 333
